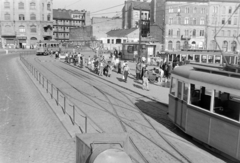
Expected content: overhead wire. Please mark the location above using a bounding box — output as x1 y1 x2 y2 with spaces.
65 0 82 8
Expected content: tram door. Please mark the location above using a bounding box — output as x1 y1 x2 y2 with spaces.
174 81 187 130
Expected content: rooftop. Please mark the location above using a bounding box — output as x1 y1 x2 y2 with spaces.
106 28 138 37
53 9 87 20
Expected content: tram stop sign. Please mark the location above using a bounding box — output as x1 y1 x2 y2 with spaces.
76 133 132 163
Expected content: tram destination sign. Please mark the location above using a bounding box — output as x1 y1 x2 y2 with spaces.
71 14 83 20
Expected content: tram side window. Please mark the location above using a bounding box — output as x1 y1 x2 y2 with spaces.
195 55 200 62
190 84 211 111
177 81 182 99
208 55 213 63
201 55 207 63
188 54 193 61
214 91 240 121
183 83 189 102
170 78 177 96
215 56 221 64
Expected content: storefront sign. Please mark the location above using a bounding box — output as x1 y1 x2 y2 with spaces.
71 14 83 19
17 36 27 40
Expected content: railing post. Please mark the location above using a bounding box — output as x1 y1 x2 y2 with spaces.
42 76 44 88
73 105 75 125
63 96 66 114
39 73 41 84
47 79 48 93
85 116 87 133
51 83 53 99
56 88 59 105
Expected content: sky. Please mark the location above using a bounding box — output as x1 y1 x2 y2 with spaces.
53 0 128 18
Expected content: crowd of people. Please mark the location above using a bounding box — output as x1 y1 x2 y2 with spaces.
53 49 175 91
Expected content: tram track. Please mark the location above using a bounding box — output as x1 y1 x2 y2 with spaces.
28 56 192 163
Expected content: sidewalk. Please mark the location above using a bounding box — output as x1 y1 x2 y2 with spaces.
62 53 170 105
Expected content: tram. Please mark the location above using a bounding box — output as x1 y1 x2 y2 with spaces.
166 50 239 66
36 41 61 55
168 64 240 161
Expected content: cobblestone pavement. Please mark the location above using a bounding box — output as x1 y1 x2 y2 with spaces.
22 53 234 163
0 53 75 163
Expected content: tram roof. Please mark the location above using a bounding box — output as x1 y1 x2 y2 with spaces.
37 41 60 44
166 51 237 56
172 64 240 91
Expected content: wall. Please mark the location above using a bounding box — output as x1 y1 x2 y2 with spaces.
69 26 92 41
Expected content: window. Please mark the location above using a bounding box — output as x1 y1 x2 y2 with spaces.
228 18 231 25
178 81 183 99
193 7 197 14
19 14 25 21
192 18 196 25
42 3 44 10
116 39 121 44
177 29 180 37
30 2 36 10
183 83 189 102
42 14 44 21
47 14 51 21
168 41 173 50
178 17 181 24
201 55 207 63
228 30 231 36
200 30 204 36
30 25 37 33
168 29 173 36
222 18 225 25
112 39 114 44
184 17 189 24
213 91 240 121
30 13 36 20
212 17 217 25
222 40 228 52
185 7 189 13
4 1 10 9
200 18 205 25
169 17 173 24
176 41 180 50
213 6 218 13
4 13 10 20
222 6 226 14
190 84 212 111
201 8 205 14
47 3 51 10
208 55 213 63
19 25 25 33
231 41 237 52
229 7 232 14
192 29 196 37
234 18 237 25
18 2 24 9
170 78 177 96
221 30 225 36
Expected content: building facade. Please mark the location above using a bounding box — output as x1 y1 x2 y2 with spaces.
0 0 53 48
91 17 122 44
150 0 165 46
207 1 240 53
122 0 151 37
165 0 208 51
53 9 90 42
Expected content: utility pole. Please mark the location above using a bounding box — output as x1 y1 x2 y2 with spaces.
138 8 142 62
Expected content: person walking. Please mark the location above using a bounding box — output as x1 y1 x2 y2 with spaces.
142 68 149 91
118 60 122 74
136 61 141 80
99 61 104 76
123 63 130 83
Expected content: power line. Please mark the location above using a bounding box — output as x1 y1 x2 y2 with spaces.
91 3 124 14
65 0 82 8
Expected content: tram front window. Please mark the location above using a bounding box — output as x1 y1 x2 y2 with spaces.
195 55 200 62
215 56 221 64
214 92 240 121
190 84 211 111
208 55 213 63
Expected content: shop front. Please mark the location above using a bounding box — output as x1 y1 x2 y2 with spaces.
2 36 17 49
17 36 27 49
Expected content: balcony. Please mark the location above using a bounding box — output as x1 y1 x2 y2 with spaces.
43 31 53 37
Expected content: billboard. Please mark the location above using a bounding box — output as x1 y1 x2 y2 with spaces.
71 14 83 20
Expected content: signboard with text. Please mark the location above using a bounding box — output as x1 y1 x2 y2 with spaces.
71 14 83 20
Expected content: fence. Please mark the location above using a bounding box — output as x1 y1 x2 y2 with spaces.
20 53 103 134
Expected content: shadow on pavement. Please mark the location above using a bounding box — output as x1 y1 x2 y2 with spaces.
133 84 142 90
116 77 125 82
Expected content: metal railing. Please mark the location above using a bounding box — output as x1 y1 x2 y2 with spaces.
20 54 103 134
